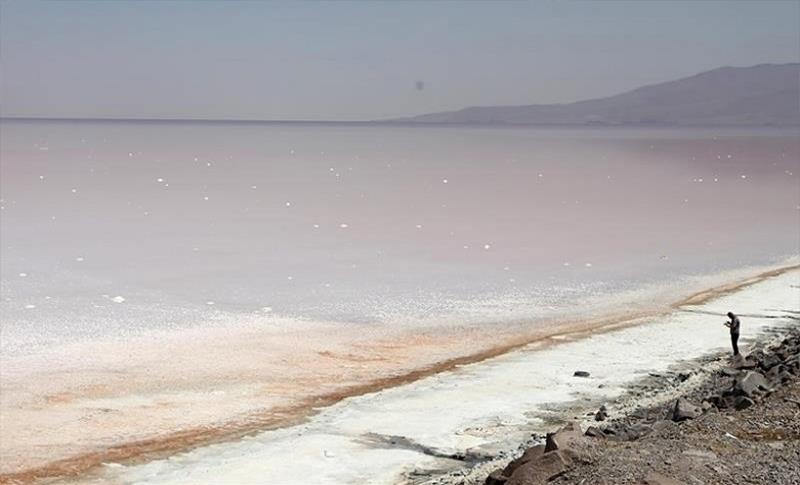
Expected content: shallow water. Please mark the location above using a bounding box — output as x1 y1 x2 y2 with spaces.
2 121 798 353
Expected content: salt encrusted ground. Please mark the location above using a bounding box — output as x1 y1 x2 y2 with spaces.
82 270 800 485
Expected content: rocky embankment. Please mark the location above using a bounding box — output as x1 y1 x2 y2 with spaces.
481 328 800 485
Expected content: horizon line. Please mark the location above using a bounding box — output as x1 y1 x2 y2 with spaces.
2 116 799 129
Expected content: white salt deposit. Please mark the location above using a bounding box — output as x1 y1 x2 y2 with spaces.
100 271 799 485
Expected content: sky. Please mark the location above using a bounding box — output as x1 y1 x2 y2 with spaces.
0 1 798 121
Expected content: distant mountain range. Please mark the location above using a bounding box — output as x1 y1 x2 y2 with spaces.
389 63 800 126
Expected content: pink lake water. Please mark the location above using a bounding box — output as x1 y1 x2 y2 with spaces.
1 121 798 355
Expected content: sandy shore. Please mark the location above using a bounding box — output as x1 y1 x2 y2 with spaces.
1 264 797 484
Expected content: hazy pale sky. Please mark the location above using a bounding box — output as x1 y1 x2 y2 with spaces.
1 0 798 120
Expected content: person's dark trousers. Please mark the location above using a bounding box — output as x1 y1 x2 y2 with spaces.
731 332 740 356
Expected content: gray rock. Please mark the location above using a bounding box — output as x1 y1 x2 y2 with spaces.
721 367 740 377
573 370 591 378
734 396 755 410
485 469 508 485
672 398 702 422
501 445 544 477
595 405 608 421
584 426 605 438
731 371 771 398
732 354 757 370
506 450 572 485
544 422 584 452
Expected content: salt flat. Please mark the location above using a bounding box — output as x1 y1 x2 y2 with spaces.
95 270 799 485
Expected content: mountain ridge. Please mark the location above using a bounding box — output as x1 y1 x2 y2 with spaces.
388 63 800 126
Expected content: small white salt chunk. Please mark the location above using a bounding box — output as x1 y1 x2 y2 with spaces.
261 306 273 313
415 224 423 229
585 263 593 268
111 296 125 303
157 178 164 183
442 179 448 184
206 301 215 305
203 196 209 201
25 304 36 309
740 175 747 179
483 244 491 250
71 188 77 193
339 223 349 229
313 224 320 229
18 272 27 277
285 201 292 207
75 257 84 262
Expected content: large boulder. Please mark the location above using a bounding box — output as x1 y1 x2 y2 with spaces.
501 445 545 477
734 396 755 410
544 422 584 452
506 449 572 485
731 354 757 369
731 371 771 398
605 423 653 441
672 398 702 422
758 354 782 372
584 426 605 438
485 469 508 485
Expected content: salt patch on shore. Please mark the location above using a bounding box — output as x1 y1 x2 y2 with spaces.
101 270 799 485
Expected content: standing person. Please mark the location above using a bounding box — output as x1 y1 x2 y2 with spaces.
724 311 741 356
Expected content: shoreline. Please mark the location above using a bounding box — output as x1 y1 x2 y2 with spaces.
90 266 799 485
1 263 798 484
459 325 800 485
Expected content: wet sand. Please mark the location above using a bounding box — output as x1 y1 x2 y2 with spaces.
1 263 797 484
